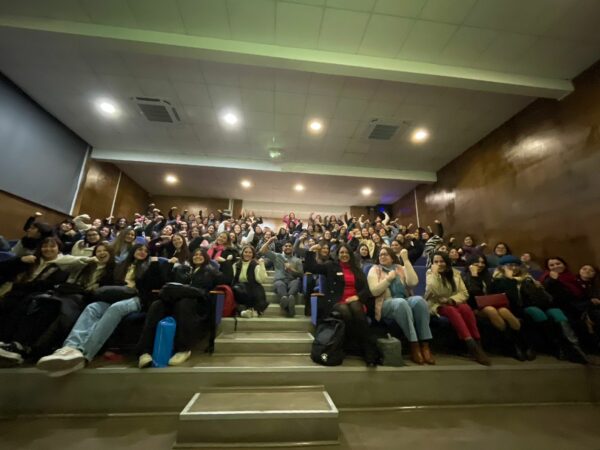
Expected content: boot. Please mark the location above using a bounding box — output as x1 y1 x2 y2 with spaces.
558 321 589 365
466 339 491 366
504 328 526 361
410 342 424 365
542 321 566 360
517 328 536 361
420 341 435 365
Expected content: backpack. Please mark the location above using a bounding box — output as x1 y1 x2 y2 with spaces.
215 284 236 318
310 316 345 366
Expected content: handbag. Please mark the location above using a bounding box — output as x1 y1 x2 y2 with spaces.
232 282 252 306
475 293 509 309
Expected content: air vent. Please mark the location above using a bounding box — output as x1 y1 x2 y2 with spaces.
133 97 181 123
368 124 399 140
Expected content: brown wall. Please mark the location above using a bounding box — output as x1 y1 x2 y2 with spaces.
74 160 149 221
393 61 600 268
150 196 229 218
0 190 69 239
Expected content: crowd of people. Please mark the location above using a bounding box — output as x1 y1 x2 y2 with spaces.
0 204 598 374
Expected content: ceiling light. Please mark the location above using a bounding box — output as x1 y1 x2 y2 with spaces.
411 128 429 143
96 99 118 116
165 174 178 184
269 149 282 159
294 184 305 192
308 120 323 132
223 112 239 125
361 187 372 196
241 180 252 188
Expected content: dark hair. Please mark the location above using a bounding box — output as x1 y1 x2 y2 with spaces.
79 241 116 287
432 251 456 292
34 236 63 259
191 247 210 269
112 227 136 256
171 233 190 264
378 246 399 265
337 243 366 288
494 242 512 255
465 253 488 269
114 243 150 283
545 256 569 271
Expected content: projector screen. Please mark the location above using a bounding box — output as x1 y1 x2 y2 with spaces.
0 74 88 214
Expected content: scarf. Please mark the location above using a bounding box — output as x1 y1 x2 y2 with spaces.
540 270 583 298
373 264 407 321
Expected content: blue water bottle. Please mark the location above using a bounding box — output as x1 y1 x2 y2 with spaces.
152 316 176 368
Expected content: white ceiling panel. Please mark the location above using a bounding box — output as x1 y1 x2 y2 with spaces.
373 0 427 18
227 0 276 44
317 9 370 53
358 14 413 58
274 92 307 115
177 0 231 39
419 0 477 24
275 1 322 49
397 20 457 62
127 0 186 34
81 0 138 28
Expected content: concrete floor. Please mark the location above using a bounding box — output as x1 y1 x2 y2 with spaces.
2 404 599 450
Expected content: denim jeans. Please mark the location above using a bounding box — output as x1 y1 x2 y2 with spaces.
382 296 432 342
64 297 141 360
524 306 568 323
273 279 301 299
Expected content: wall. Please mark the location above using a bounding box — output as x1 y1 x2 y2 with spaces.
0 190 69 239
0 74 88 214
74 159 149 221
149 196 229 218
393 61 600 268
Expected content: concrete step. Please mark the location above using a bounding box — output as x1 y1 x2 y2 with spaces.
220 316 314 332
265 291 305 304
263 303 307 317
175 386 338 448
214 331 314 354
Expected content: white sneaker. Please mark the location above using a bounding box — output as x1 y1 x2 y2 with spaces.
168 351 191 366
138 353 153 369
36 347 85 377
252 309 260 318
0 348 24 367
240 309 254 318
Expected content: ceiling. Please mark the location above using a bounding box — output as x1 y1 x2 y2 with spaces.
0 0 599 205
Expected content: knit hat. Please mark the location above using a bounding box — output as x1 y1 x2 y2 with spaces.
498 255 521 266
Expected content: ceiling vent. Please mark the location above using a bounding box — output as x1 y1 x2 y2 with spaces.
364 118 411 141
133 97 181 123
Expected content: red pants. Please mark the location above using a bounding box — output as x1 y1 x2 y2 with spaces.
438 303 480 340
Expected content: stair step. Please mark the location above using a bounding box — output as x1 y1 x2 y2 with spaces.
263 303 307 317
175 386 338 447
215 331 313 354
265 291 305 304
220 316 314 332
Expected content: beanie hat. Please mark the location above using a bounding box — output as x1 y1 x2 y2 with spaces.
499 255 521 266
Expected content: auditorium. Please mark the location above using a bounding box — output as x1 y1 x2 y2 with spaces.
1 1 599 448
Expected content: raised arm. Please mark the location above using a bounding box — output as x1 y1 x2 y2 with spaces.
400 249 418 287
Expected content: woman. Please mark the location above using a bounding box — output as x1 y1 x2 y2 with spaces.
486 242 511 268
462 255 533 361
112 227 137 263
304 244 379 366
207 232 238 263
491 255 587 364
461 236 485 260
356 243 374 269
55 219 81 254
371 233 384 260
167 233 190 265
425 252 490 365
368 247 434 365
221 245 268 318
137 248 223 368
448 248 465 268
148 224 174 257
37 244 162 376
0 242 116 366
521 252 542 272
541 257 588 321
71 228 101 257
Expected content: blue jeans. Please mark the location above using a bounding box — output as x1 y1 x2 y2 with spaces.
382 296 432 342
64 297 141 360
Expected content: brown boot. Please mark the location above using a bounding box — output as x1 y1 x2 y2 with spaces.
466 339 491 366
410 342 424 365
420 342 435 365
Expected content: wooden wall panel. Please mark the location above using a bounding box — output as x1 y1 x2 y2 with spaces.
150 196 229 218
395 61 600 268
0 190 69 239
74 159 120 221
113 173 150 220
391 191 418 227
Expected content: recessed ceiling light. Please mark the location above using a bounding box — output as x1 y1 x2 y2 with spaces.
165 174 178 184
223 112 239 125
269 149 282 159
361 187 372 196
308 119 323 132
411 128 429 143
241 180 252 188
294 184 305 192
96 99 118 116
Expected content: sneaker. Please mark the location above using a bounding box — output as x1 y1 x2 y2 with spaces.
36 346 85 377
251 309 260 318
0 348 24 367
138 353 153 369
286 296 296 318
168 351 191 366
279 295 288 312
240 309 254 318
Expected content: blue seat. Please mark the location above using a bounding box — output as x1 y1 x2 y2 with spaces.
362 263 373 275
413 266 427 296
0 251 16 262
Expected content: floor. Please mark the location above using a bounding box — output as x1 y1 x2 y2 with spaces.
2 404 599 450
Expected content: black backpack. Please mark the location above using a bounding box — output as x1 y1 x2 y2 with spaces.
310 316 345 366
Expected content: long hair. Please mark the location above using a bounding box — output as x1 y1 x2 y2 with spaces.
79 241 116 287
191 247 211 269
112 227 135 256
114 243 150 283
235 244 256 273
171 232 190 264
433 251 456 292
336 243 365 285
544 256 569 271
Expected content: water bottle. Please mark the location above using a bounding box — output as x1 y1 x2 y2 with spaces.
152 316 176 368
